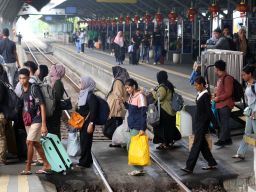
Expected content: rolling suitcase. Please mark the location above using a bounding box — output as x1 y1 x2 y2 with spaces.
41 133 72 174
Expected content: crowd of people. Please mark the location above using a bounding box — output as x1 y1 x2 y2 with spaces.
0 25 255 179
72 27 167 66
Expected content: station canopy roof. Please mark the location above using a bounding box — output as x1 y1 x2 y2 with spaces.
56 0 247 19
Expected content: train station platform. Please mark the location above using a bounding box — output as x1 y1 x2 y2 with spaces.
42 38 253 191
0 37 254 192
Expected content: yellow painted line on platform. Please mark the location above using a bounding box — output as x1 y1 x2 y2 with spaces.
18 175 29 192
54 44 195 102
0 175 9 192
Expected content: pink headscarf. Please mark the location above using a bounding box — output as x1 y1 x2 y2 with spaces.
114 31 124 47
49 64 65 87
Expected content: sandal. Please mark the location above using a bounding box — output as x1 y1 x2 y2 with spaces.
201 166 217 170
36 169 52 174
128 170 145 176
232 154 245 160
31 161 44 166
156 144 169 150
20 170 32 175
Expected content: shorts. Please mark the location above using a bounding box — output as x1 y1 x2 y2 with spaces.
25 123 41 142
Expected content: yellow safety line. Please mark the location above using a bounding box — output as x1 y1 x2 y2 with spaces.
54 44 195 102
0 175 9 192
18 175 29 192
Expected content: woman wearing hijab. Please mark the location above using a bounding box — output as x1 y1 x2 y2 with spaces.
76 76 98 168
152 71 181 150
46 64 65 138
114 31 125 65
105 66 129 143
36 65 49 83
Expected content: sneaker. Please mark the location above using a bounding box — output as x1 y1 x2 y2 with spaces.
225 138 232 145
153 62 156 65
214 140 225 146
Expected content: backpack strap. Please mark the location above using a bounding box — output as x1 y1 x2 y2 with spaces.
251 82 256 96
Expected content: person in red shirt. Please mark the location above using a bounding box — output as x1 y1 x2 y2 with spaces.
212 60 234 146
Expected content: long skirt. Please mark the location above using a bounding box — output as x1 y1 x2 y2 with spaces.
153 108 181 145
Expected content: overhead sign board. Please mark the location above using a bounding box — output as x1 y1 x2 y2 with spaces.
65 7 77 14
96 0 137 3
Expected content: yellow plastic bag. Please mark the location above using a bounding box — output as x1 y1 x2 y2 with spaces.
128 135 151 166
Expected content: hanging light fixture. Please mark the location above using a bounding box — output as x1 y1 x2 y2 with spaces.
112 18 117 26
236 0 249 17
134 14 140 24
143 11 151 25
125 15 131 25
186 3 197 22
168 9 177 24
119 15 123 24
208 0 220 18
155 8 163 25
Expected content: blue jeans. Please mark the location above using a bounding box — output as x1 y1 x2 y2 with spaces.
75 41 80 53
142 46 150 62
237 104 256 157
154 45 162 63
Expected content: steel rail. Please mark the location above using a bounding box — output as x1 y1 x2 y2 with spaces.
30 40 192 191
24 40 114 192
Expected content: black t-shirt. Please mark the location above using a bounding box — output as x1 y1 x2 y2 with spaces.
0 82 5 113
132 34 143 48
142 34 151 47
152 32 162 46
21 84 44 124
0 39 17 63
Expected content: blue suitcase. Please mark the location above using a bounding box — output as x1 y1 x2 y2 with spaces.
41 133 73 174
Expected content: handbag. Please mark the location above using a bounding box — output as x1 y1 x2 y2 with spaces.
243 107 252 117
60 88 72 110
67 130 81 157
68 112 88 129
188 134 212 151
103 118 122 139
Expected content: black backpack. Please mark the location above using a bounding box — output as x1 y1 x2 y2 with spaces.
223 75 244 102
0 80 22 120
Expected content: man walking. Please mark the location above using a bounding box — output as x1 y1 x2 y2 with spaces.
151 28 163 65
18 68 50 174
212 60 234 146
132 29 143 65
0 28 20 86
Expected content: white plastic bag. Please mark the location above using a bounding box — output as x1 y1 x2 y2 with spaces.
112 112 130 146
67 130 81 157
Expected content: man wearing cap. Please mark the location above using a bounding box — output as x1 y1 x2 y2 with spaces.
201 28 230 50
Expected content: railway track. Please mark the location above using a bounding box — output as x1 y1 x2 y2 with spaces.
24 40 114 192
24 40 192 192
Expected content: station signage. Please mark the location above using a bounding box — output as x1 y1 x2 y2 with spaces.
200 20 211 44
169 23 178 52
182 20 193 54
65 7 77 14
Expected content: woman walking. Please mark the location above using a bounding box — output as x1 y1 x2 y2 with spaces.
152 71 181 149
123 78 147 176
106 66 129 142
114 31 125 65
76 77 98 168
46 64 65 138
233 65 256 160
181 76 218 174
